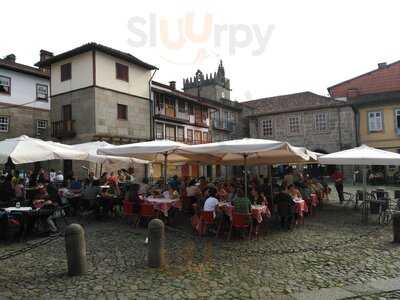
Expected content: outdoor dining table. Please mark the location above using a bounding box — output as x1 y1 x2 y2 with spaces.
145 196 181 217
293 198 308 217
218 203 271 223
4 207 37 239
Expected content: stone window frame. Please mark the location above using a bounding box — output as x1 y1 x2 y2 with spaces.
287 114 301 135
261 119 273 137
314 112 328 133
367 110 384 133
36 119 48 135
0 116 9 132
117 104 128 120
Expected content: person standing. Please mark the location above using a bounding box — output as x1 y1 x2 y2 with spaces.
331 168 344 203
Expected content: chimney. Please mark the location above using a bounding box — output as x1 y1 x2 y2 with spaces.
39 49 53 72
378 62 387 69
4 54 16 63
169 81 176 90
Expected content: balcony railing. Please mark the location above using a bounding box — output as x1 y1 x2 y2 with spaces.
213 119 236 131
52 120 76 139
157 137 212 145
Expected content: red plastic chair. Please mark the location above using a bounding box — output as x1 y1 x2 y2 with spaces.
136 203 157 227
228 212 252 241
122 201 133 217
199 211 215 236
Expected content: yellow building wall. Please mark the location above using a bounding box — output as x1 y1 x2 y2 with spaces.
359 103 400 151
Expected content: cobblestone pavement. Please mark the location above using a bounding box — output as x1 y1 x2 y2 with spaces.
1 185 400 299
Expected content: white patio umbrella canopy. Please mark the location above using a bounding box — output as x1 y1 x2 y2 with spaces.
97 139 215 163
71 141 148 165
188 138 312 165
319 144 400 222
98 140 218 185
0 135 89 164
319 144 400 166
188 138 314 197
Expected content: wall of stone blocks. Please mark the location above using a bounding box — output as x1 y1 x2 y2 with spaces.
94 87 150 140
0 105 50 140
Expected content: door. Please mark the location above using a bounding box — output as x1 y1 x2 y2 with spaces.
62 104 72 131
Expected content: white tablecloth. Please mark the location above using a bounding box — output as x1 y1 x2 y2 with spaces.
5 207 32 212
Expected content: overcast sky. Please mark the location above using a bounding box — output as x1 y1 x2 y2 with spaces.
3 0 400 101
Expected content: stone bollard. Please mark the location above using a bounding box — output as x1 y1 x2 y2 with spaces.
148 219 165 268
65 223 88 276
393 213 400 243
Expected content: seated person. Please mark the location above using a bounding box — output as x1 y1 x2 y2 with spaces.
250 188 266 205
233 188 252 214
139 178 150 196
81 180 101 210
163 185 180 199
70 177 82 191
203 187 219 216
287 184 302 200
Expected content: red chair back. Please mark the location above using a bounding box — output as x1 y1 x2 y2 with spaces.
232 212 251 228
140 203 155 217
200 211 214 225
123 201 133 217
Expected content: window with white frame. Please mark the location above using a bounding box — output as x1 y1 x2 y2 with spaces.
368 111 383 132
261 119 273 136
0 116 9 132
395 109 400 133
0 76 11 95
315 112 328 132
36 119 48 135
36 84 48 101
288 116 300 134
155 123 164 139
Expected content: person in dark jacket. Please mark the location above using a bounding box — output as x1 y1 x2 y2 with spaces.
126 183 142 214
276 190 295 230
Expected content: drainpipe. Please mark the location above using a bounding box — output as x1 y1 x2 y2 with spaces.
148 69 158 140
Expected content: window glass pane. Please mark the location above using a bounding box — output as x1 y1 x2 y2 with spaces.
262 119 273 136
0 76 11 94
0 116 9 132
155 123 164 139
288 116 300 133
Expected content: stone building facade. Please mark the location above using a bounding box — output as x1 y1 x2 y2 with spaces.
39 43 157 178
243 92 357 176
0 53 51 140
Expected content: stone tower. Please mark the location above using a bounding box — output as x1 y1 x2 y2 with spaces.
183 60 231 101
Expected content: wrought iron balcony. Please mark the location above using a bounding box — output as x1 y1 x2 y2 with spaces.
52 120 76 139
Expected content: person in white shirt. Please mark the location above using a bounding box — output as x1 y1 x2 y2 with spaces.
55 171 64 183
203 187 219 214
49 169 56 183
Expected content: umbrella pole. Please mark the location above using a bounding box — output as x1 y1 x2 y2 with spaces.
268 165 273 207
100 163 103 177
362 165 368 224
244 154 248 198
163 152 168 190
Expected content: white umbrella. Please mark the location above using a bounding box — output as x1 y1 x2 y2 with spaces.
98 139 218 185
188 138 314 196
319 144 400 222
0 135 89 164
70 141 149 165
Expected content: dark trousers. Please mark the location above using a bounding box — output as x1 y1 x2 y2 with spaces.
335 182 344 203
